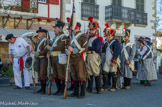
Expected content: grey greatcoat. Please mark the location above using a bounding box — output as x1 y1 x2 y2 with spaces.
120 42 136 78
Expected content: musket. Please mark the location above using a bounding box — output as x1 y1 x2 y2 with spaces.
63 0 75 98
30 35 37 94
32 53 36 94
63 28 71 99
46 32 52 95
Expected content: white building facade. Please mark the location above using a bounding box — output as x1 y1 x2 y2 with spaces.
63 0 156 44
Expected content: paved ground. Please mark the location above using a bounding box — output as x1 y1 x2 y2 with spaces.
0 75 162 107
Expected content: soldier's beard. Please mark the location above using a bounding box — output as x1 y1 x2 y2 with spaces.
89 33 96 37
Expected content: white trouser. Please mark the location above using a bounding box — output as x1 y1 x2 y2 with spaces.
13 55 31 88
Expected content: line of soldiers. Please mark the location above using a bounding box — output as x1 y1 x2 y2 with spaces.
5 16 157 99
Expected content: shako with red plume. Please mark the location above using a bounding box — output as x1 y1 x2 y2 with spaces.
88 16 99 30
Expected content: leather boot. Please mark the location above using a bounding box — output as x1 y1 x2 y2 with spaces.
122 77 127 89
57 79 65 96
95 76 101 94
110 76 117 92
147 80 152 86
37 80 43 93
40 79 46 94
107 73 111 86
101 74 108 91
79 81 86 99
53 78 60 95
125 78 131 90
87 76 93 93
68 81 79 97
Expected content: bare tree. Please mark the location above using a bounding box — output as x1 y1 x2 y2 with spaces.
157 0 162 32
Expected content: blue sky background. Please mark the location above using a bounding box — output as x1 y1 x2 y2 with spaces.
157 0 162 32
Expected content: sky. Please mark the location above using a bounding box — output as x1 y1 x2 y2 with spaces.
157 0 162 32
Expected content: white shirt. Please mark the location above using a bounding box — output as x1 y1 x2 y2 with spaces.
9 37 29 58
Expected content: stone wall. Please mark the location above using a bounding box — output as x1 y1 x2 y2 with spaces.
0 42 9 64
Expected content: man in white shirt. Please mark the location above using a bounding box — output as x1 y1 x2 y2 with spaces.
5 34 31 89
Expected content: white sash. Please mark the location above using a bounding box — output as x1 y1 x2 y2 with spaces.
52 34 65 47
71 33 85 53
71 32 82 44
121 43 133 53
103 43 112 72
143 45 153 60
37 38 47 52
88 36 98 47
122 43 135 71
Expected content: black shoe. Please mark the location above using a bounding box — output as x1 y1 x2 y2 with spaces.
96 90 101 94
14 86 22 89
79 95 85 99
40 90 46 94
37 88 42 93
25 87 31 90
147 81 152 86
87 89 92 93
53 90 60 95
67 86 74 91
56 92 63 96
68 93 79 98
140 80 144 84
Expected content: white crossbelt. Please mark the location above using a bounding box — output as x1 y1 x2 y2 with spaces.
52 34 65 47
71 33 85 53
122 43 134 71
37 38 47 52
143 45 153 60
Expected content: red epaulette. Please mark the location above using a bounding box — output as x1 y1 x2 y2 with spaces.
98 36 103 42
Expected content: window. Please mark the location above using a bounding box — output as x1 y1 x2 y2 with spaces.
105 7 112 19
81 2 99 19
122 9 128 19
112 0 122 6
83 0 95 4
136 0 144 12
38 0 46 3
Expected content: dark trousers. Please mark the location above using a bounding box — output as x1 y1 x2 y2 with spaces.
124 77 131 86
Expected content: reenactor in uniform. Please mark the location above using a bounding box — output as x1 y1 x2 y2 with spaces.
34 28 48 94
137 37 157 86
86 16 103 94
136 37 146 84
47 20 68 96
120 29 136 89
103 27 121 92
67 22 88 98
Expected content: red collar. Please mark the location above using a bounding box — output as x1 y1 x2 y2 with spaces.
93 34 98 38
11 37 17 44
